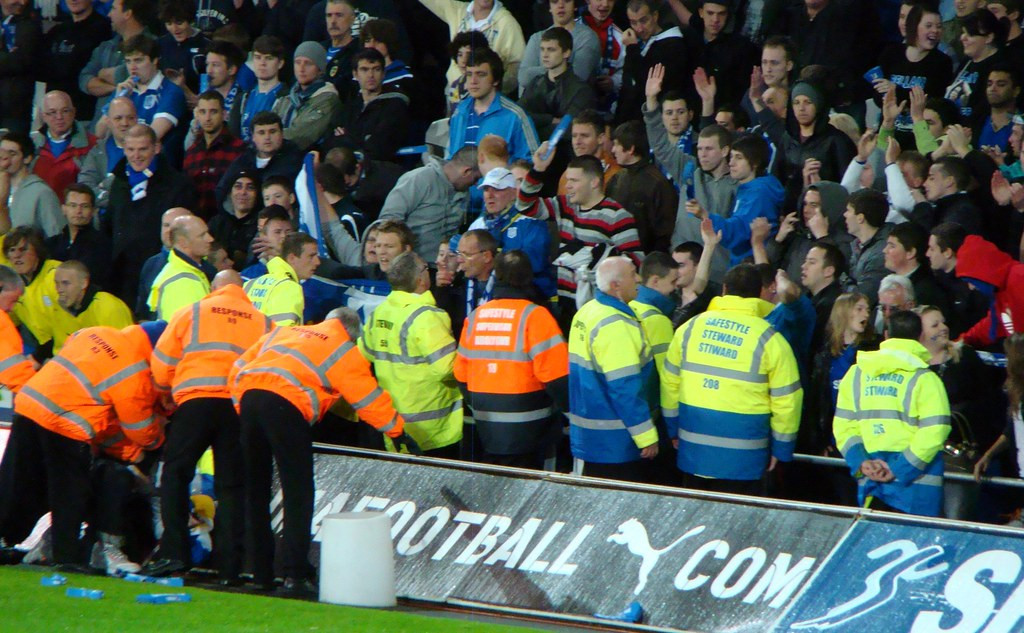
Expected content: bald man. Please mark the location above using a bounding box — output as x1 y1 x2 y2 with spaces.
146 262 273 582
568 256 659 482
77 97 137 208
44 260 133 354
148 216 214 320
135 208 216 319
31 91 97 200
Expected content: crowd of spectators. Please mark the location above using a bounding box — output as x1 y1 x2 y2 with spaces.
1 0 1024 581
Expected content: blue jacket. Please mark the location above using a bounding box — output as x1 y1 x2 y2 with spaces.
487 207 555 300
709 175 784 264
447 94 539 162
568 291 658 464
766 294 816 367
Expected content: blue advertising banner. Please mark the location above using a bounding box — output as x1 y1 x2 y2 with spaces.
773 519 1024 633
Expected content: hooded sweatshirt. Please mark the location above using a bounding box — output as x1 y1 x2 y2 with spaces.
955 235 1024 347
709 174 785 264
10 174 65 239
766 181 851 283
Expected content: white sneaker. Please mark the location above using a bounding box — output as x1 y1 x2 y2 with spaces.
101 542 141 575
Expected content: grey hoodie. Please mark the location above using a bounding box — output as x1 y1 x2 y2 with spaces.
10 174 64 238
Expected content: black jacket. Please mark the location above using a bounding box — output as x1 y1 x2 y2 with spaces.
909 192 982 236
209 207 259 270
616 27 695 124
104 156 196 302
329 91 410 162
0 10 43 131
215 141 304 209
605 158 679 253
44 11 112 121
518 70 597 138
45 224 113 291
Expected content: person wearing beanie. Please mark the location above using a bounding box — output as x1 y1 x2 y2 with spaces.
750 78 857 209
272 41 342 152
2 322 166 573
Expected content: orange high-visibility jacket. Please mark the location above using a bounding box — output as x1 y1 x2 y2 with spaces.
0 309 35 394
14 325 164 457
152 284 273 405
230 319 405 436
454 298 568 454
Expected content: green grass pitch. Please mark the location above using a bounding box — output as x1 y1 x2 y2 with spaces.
0 567 540 632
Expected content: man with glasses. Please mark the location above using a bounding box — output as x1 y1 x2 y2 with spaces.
31 91 97 201
437 228 497 342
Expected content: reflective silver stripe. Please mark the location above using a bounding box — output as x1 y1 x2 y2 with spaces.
173 376 228 393
637 307 659 321
663 358 680 376
917 474 943 486
153 348 179 367
903 448 928 471
52 355 103 403
95 360 148 393
190 303 201 344
320 341 356 375
679 361 768 384
378 413 399 434
852 367 863 412
269 312 300 323
587 313 640 368
516 304 536 354
186 341 248 355
97 431 126 448
918 415 951 428
568 414 623 430
528 333 563 357
424 341 457 364
238 366 320 422
902 370 928 422
772 430 797 443
626 419 655 437
856 409 911 424
474 408 552 423
402 400 461 423
349 386 384 411
678 429 769 450
651 342 669 356
749 327 776 373
0 356 26 372
267 345 330 391
605 365 641 381
19 385 96 439
458 348 530 362
834 407 857 419
662 407 678 418
243 278 257 293
121 415 156 431
770 380 801 397
400 306 442 359
841 435 863 454
568 352 595 370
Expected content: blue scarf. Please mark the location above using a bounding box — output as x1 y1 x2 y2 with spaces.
285 80 326 126
126 156 158 201
47 131 71 159
964 277 998 341
2 15 15 51
466 271 496 317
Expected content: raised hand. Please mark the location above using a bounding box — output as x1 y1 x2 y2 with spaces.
693 67 717 104
856 129 877 162
909 85 927 122
881 86 906 128
749 66 764 103
700 216 721 247
645 64 665 100
992 171 1013 206
532 141 555 172
749 216 772 245
885 136 902 166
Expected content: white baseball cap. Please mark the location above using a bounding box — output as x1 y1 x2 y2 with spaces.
480 167 517 190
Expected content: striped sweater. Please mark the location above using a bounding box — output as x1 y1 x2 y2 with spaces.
516 169 643 301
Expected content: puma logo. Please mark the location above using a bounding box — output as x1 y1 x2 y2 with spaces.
607 518 706 595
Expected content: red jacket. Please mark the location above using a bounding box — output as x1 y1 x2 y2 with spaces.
955 235 1024 347
31 124 96 201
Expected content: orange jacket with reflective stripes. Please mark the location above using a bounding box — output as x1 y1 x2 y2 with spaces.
0 309 35 394
152 284 273 405
14 325 164 461
230 319 405 436
454 297 569 454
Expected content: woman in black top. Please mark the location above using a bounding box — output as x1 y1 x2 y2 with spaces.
877 4 953 149
946 9 1009 128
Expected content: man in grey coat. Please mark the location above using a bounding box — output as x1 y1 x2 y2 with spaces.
1 132 64 239
646 86 737 282
377 148 479 263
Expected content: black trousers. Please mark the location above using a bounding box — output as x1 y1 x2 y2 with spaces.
0 415 48 546
91 456 138 536
581 460 647 483
681 472 765 497
160 398 245 579
240 390 314 582
36 424 93 564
